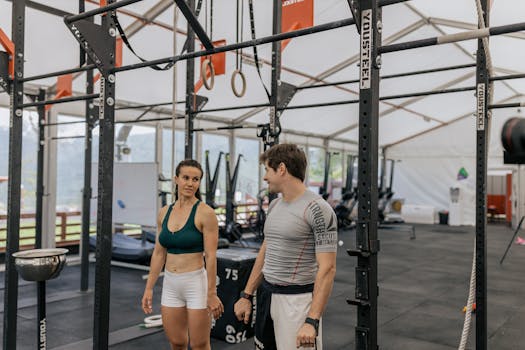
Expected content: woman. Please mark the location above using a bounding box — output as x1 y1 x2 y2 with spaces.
142 159 224 350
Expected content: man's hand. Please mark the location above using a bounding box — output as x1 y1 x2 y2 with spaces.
233 298 252 324
296 323 316 348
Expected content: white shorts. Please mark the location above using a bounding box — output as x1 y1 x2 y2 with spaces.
161 268 208 309
270 293 323 350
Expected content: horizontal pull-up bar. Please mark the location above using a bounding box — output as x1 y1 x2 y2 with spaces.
198 103 271 114
21 93 99 108
21 64 96 83
297 63 476 90
490 73 525 82
116 116 185 124
43 120 87 127
64 0 143 23
65 0 405 24
191 125 250 132
51 135 85 140
115 101 185 110
379 21 525 54
379 85 476 100
4 0 75 18
280 86 476 110
489 101 525 110
113 18 356 73
280 99 360 110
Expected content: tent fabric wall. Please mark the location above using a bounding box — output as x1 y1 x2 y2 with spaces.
386 106 523 223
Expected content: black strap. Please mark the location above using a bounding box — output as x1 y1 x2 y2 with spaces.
248 0 270 100
111 0 206 71
111 12 175 71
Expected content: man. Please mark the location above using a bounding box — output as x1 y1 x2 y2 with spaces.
234 143 338 349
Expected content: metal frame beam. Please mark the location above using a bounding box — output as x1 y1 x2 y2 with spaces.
35 89 45 250
3 1 25 349
475 2 490 348
268 0 282 147
5 0 74 17
80 60 95 292
383 94 520 149
330 71 476 138
91 7 117 349
233 18 427 124
405 2 520 97
429 16 525 41
349 2 381 349
184 0 196 159
173 0 213 50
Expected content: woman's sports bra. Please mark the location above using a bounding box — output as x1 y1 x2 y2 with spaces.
158 200 204 254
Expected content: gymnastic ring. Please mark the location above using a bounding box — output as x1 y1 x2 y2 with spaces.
201 58 215 90
231 69 247 98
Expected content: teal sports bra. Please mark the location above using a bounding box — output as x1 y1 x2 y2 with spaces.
158 201 204 254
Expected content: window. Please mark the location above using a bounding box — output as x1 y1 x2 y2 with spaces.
307 146 325 193
119 125 155 162
0 108 39 212
161 129 185 178
56 114 86 212
235 137 260 202
201 134 229 205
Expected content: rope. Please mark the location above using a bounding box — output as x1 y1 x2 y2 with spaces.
458 3 493 348
141 314 163 328
458 239 476 350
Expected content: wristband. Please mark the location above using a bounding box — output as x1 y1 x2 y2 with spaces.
240 291 254 302
304 317 319 336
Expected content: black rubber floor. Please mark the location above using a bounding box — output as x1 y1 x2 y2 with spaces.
1 223 524 349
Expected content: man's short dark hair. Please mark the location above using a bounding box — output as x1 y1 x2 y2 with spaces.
259 143 307 182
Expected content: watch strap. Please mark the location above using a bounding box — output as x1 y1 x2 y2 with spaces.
304 317 319 336
240 291 253 302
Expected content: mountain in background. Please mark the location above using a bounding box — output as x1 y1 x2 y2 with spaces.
0 124 261 214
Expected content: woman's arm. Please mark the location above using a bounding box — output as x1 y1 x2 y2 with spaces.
142 207 168 314
200 203 224 319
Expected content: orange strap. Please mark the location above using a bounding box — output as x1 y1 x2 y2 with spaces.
0 28 15 78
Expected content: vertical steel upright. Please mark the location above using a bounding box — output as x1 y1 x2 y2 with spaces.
475 1 490 349
184 0 196 159
269 0 282 147
81 62 95 292
355 1 381 349
3 1 25 349
35 88 47 349
93 9 117 350
35 88 46 250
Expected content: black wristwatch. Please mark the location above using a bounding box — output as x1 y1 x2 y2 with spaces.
240 291 254 302
304 317 320 336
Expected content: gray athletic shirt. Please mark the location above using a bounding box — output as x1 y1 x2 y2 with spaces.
262 190 338 285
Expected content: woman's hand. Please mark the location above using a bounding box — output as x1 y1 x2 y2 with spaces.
142 288 153 314
207 293 224 320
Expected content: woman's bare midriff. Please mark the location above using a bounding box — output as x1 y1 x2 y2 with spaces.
165 251 204 273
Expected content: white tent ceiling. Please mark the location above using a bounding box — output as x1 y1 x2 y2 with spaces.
1 0 524 150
